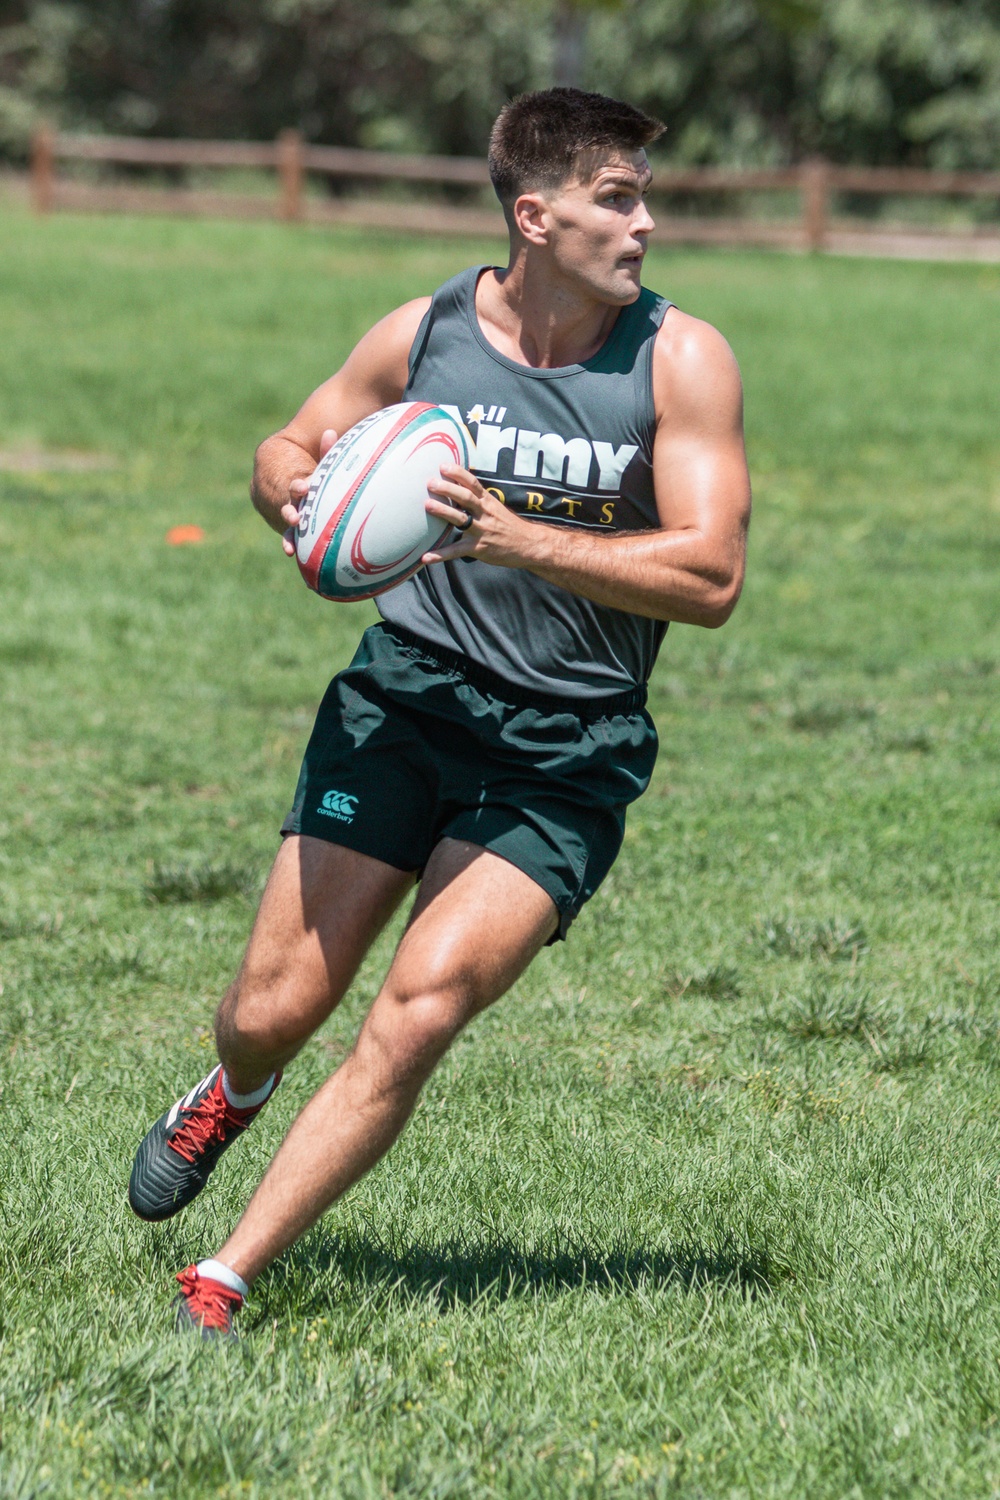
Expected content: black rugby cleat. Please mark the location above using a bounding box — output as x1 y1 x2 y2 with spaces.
128 1064 280 1222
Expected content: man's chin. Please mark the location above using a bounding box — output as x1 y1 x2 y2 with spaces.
606 274 643 306
609 261 644 299
559 253 644 304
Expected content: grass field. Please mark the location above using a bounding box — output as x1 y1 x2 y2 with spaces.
0 208 998 1499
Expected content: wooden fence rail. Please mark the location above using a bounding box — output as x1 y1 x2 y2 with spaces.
28 126 1000 260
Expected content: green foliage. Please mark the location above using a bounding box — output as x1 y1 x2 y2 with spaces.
0 0 82 150
753 916 868 961
782 980 880 1038
590 0 1000 166
144 860 262 905
0 0 548 156
0 208 999 1494
1 0 999 166
662 963 744 1000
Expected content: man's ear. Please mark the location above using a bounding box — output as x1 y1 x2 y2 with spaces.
512 191 550 246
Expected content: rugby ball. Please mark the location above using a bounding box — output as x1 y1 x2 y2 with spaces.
295 402 471 602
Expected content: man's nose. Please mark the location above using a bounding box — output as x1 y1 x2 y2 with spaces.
633 199 655 236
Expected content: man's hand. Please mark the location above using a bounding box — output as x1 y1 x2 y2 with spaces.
279 429 338 558
423 466 537 567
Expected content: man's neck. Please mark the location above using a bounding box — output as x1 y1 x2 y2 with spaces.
475 256 624 370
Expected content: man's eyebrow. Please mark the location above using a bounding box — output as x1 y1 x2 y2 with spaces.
595 169 652 191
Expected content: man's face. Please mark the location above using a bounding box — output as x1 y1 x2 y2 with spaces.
537 148 655 305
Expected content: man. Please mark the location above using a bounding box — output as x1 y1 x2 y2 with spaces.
128 87 751 1336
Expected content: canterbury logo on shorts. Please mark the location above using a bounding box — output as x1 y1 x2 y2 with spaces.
317 789 359 822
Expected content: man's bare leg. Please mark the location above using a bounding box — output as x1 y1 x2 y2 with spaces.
214 834 415 1093
212 838 558 1286
128 835 414 1226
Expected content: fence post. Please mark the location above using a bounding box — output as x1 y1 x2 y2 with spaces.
277 128 304 221
801 158 829 252
31 123 55 214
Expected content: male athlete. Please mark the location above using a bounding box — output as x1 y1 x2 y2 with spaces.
128 87 751 1336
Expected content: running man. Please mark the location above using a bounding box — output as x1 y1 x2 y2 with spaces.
128 87 751 1336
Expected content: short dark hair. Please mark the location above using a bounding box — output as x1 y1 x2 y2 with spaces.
488 88 664 222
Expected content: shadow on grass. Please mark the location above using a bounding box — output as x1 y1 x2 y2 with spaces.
270 1230 779 1311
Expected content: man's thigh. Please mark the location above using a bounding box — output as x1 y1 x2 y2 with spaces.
382 836 559 1026
232 835 415 1025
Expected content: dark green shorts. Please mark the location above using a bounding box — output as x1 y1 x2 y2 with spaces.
281 622 658 940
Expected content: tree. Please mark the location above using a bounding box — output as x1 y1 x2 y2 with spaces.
552 0 621 88
1 0 998 169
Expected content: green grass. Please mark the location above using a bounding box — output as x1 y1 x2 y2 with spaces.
1 205 999 1498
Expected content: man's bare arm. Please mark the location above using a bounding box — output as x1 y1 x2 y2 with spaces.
250 298 431 544
424 312 751 626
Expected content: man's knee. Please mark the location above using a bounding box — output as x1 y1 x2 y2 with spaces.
362 980 469 1087
215 958 334 1060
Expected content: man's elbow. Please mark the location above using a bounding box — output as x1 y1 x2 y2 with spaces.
249 449 268 518
708 579 743 627
250 432 285 519
691 574 744 629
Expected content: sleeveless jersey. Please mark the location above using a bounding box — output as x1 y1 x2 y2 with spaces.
377 265 672 700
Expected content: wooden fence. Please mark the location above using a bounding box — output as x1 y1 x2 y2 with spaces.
28 126 1000 260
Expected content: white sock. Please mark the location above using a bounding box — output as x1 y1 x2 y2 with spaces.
222 1071 275 1110
196 1259 249 1298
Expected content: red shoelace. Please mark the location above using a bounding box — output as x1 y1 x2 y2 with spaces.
168 1084 244 1163
176 1266 243 1330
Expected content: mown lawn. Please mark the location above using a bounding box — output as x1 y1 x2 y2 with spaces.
0 206 998 1499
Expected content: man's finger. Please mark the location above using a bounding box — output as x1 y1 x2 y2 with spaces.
425 496 474 529
319 428 339 458
438 463 482 492
427 482 482 518
423 540 475 565
282 526 297 557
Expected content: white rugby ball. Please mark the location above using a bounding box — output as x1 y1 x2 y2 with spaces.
295 402 471 602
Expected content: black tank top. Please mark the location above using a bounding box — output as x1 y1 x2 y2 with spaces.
377 265 672 699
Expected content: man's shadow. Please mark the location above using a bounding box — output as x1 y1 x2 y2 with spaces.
269 1230 779 1312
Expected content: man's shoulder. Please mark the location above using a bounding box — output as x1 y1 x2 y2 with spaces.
432 263 484 298
337 296 434 406
649 305 742 424
378 264 485 349
652 306 740 386
375 296 433 343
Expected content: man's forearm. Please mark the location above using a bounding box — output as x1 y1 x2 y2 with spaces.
513 521 743 627
251 434 318 533
423 462 748 625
